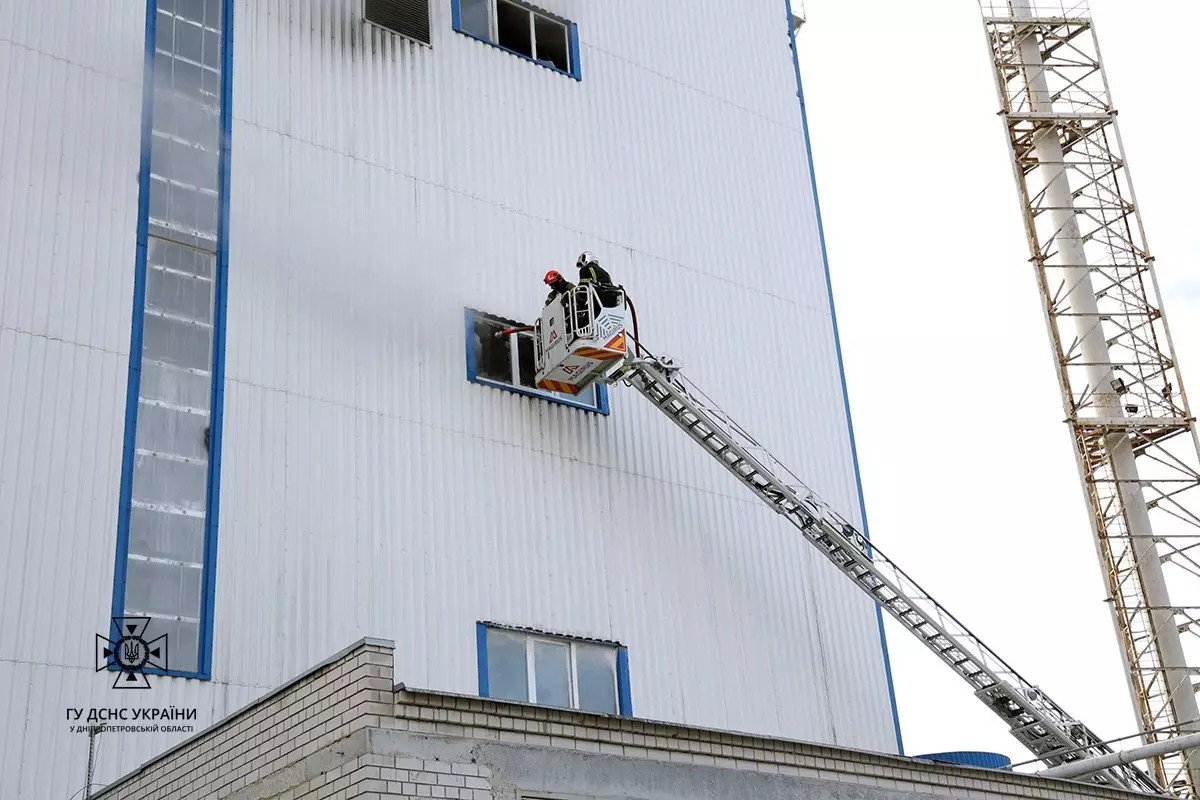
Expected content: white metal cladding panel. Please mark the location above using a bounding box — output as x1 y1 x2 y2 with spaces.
0 6 176 798
236 1 816 303
0 659 265 800
221 0 894 748
0 0 899 794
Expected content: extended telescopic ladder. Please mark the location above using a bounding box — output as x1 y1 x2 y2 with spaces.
615 349 1164 795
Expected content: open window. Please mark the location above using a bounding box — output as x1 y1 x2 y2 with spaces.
452 0 580 79
477 623 632 716
466 309 608 413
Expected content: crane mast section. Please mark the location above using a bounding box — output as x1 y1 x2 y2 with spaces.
980 3 1200 795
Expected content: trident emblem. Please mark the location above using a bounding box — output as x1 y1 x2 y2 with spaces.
96 617 169 689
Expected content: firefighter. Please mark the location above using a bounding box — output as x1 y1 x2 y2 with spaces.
575 251 622 308
543 269 575 306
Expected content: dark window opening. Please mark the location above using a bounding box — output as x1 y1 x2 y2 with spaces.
534 14 569 72
466 309 605 413
495 0 532 58
516 333 537 388
473 315 513 384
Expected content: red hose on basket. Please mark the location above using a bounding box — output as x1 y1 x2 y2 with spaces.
624 293 642 357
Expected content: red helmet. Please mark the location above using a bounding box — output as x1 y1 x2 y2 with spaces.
544 269 564 286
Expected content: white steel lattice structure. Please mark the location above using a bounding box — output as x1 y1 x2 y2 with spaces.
981 2 1200 795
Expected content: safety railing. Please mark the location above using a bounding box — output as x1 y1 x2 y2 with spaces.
534 284 626 369
979 0 1090 19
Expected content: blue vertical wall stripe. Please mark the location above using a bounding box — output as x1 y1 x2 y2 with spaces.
110 0 160 647
616 646 632 716
197 0 236 680
451 0 461 30
476 622 490 697
783 0 904 754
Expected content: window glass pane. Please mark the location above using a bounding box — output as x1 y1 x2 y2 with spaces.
155 10 176 54
130 451 209 512
573 384 596 406
140 359 212 411
459 0 491 39
163 55 205 104
202 27 222 69
533 15 568 72
154 89 221 151
486 629 528 702
176 0 214 27
129 506 205 564
141 310 212 370
495 0 532 58
147 261 214 324
163 618 201 674
150 132 220 193
148 235 214 280
124 559 203 619
576 644 617 714
533 641 571 707
135 401 209 461
473 316 513 384
548 382 595 406
173 17 205 63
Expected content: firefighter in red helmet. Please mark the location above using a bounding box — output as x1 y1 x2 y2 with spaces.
543 269 575 306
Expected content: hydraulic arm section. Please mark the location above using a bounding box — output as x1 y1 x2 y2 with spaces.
616 350 1164 795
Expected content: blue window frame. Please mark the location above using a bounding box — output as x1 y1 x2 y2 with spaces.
465 308 609 414
476 623 632 716
110 0 234 680
451 0 581 80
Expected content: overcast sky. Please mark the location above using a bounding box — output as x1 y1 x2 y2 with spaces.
796 0 1200 764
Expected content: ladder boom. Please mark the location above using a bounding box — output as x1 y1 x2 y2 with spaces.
619 351 1162 794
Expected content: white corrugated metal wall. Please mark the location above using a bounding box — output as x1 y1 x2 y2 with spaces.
0 0 899 796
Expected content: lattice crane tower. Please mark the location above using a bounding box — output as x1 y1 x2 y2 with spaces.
980 1 1200 795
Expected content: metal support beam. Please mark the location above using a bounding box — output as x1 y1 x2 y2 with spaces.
1042 732 1200 780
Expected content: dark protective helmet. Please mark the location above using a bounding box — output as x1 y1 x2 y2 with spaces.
544 269 564 286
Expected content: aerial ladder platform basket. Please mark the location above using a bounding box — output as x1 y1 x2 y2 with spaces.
534 286 628 395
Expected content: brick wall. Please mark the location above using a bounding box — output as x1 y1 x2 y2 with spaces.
385 686 1152 800
97 639 1153 800
273 753 493 800
97 638 395 800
